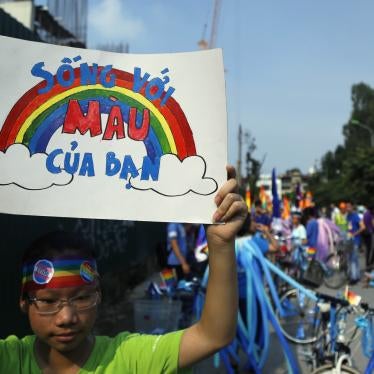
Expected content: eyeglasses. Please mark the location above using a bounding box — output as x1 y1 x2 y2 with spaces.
28 292 99 315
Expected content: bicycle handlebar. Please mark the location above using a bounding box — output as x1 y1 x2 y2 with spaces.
315 291 350 307
360 302 374 313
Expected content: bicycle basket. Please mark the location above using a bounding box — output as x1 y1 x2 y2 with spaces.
300 259 324 288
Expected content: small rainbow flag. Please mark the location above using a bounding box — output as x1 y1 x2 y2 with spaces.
306 247 316 260
195 224 209 262
306 247 316 256
344 286 361 306
160 268 177 290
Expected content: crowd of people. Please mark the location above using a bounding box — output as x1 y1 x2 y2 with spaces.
165 197 374 287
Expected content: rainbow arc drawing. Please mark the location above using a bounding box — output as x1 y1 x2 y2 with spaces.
0 68 197 160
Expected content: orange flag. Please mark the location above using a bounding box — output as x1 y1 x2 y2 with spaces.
304 191 313 208
245 187 251 211
259 185 267 209
282 196 290 220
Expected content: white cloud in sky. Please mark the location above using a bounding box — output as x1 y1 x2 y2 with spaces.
0 144 73 190
130 154 217 196
88 0 145 45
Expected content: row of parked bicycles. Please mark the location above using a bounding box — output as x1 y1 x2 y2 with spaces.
148 230 373 373
275 234 354 292
276 288 373 373
273 234 373 373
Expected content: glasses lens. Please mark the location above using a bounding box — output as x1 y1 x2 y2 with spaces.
31 292 98 314
33 299 61 314
71 293 98 311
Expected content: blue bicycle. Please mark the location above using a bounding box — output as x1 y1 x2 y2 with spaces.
277 289 374 373
355 302 374 374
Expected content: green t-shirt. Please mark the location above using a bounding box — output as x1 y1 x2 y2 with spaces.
0 330 191 373
334 212 348 232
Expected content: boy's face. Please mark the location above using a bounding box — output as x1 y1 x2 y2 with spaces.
23 284 99 353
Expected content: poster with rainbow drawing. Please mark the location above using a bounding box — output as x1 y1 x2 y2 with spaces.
0 36 227 223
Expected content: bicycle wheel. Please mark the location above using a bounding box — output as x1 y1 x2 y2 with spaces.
323 253 348 289
276 288 319 344
311 363 360 374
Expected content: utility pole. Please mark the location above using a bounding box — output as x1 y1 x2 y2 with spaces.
237 124 242 186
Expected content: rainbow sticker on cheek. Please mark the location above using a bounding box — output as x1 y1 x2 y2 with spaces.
80 261 96 283
32 259 54 285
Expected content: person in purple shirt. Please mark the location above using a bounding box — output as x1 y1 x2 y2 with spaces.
362 206 374 269
303 207 319 250
346 201 365 283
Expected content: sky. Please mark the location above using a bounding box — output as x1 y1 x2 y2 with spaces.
60 1 374 175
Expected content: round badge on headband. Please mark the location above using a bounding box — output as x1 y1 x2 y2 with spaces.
80 261 96 283
32 259 54 285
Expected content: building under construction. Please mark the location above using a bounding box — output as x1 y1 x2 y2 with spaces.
0 0 87 47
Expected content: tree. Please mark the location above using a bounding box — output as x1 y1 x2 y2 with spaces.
342 148 374 206
309 82 374 207
343 83 374 151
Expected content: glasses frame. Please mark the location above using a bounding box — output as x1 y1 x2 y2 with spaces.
27 291 99 315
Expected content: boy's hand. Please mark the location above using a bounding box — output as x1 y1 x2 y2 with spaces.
181 262 191 274
206 165 247 246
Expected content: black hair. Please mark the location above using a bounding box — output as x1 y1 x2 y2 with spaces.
21 230 96 265
254 199 262 207
301 207 316 226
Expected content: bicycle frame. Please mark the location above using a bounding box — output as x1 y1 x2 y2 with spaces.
298 293 355 371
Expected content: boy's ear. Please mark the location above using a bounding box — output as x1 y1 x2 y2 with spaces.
19 298 28 313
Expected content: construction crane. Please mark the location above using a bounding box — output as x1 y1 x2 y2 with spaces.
198 0 222 49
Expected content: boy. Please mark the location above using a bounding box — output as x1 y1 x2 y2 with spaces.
0 166 247 373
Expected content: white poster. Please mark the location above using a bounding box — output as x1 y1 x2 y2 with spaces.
0 36 227 223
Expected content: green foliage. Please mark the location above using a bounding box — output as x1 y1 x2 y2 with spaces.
310 83 374 207
342 148 374 205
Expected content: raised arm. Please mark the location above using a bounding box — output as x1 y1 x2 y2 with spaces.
179 166 247 368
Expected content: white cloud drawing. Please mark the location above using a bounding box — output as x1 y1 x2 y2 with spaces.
0 144 73 190
129 154 218 196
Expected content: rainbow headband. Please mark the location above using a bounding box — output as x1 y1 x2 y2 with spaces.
22 258 98 292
